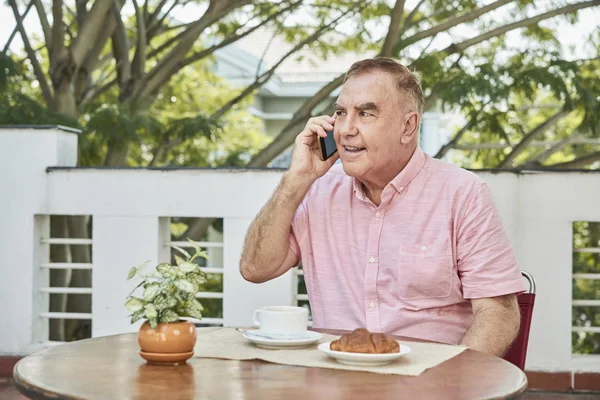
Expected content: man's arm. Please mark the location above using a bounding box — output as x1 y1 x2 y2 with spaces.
239 115 339 283
460 294 521 356
239 173 311 283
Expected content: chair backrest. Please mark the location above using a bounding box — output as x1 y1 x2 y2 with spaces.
502 270 536 370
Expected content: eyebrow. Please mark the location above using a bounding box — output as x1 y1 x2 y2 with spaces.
333 102 381 112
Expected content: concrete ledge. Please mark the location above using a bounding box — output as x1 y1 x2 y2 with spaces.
526 371 600 393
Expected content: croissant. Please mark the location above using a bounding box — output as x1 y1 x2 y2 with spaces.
330 328 399 354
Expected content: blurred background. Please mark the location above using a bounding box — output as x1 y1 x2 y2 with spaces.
0 0 598 360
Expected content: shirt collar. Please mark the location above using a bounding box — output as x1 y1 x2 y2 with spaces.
352 146 427 199
389 146 427 193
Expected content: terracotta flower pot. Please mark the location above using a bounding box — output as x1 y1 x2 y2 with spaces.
137 320 197 365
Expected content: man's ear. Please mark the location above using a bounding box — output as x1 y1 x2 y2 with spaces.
400 112 420 144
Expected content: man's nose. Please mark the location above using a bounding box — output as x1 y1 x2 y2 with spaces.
336 117 358 137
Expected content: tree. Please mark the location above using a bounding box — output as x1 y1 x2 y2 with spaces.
4 0 364 340
246 0 600 169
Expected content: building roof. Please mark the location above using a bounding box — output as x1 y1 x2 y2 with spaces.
223 27 375 84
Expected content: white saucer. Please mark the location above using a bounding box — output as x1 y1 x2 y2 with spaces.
242 330 323 349
318 341 411 366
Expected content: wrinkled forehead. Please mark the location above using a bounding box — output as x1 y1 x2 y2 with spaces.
337 71 405 110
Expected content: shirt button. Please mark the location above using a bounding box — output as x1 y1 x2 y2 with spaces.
375 211 381 218
398 186 404 192
369 301 376 309
369 256 375 263
421 245 427 251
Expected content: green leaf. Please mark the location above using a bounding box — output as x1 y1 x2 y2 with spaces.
148 317 158 329
144 304 158 320
125 297 144 313
154 294 177 311
186 238 209 262
127 266 137 280
171 244 191 259
143 283 160 302
130 309 145 324
174 254 186 266
156 263 174 277
175 279 196 293
126 280 145 298
186 299 204 319
179 262 197 273
159 309 180 323
188 272 206 287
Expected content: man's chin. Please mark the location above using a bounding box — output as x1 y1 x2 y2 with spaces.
341 162 365 179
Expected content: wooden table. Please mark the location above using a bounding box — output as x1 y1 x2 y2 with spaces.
14 328 527 400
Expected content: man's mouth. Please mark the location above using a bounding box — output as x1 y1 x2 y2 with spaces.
343 146 366 153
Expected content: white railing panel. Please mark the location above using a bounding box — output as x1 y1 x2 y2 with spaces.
40 263 93 270
92 216 163 338
40 312 92 319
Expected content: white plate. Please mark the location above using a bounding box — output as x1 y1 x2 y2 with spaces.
318 341 411 366
242 330 323 349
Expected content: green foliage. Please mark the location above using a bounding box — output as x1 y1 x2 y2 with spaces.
125 239 209 329
0 52 79 126
572 222 600 355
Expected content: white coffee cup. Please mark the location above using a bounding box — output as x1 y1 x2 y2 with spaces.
252 306 308 335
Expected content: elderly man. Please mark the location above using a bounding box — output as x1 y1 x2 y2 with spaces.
240 57 524 356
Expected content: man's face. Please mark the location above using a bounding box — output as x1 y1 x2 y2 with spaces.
333 70 417 186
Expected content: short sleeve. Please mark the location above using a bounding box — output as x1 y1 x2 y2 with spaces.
289 197 309 259
457 183 525 299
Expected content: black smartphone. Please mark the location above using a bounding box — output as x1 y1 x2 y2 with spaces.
318 129 337 161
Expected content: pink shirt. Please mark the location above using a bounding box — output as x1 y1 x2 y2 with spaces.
289 147 524 344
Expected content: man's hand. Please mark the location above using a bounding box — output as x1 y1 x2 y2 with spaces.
239 116 339 284
460 294 520 356
288 115 340 184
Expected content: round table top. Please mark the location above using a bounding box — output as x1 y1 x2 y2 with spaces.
14 328 527 400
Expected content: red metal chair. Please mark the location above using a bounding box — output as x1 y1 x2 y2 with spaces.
502 270 536 370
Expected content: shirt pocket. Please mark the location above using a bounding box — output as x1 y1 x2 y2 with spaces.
397 243 454 301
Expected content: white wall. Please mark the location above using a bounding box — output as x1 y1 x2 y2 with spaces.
1 127 599 373
0 127 78 354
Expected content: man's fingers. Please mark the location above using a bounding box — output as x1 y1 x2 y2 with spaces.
308 124 328 138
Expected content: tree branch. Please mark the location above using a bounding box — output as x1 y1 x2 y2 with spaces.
132 0 147 80
52 0 66 62
146 25 189 60
146 0 181 41
210 4 357 121
247 73 345 167
76 0 88 28
178 1 302 68
404 0 514 46
434 106 487 159
80 6 121 74
146 0 170 32
522 134 581 166
380 0 406 57
497 108 570 168
143 0 149 23
111 1 131 98
83 77 117 105
32 0 52 51
8 0 53 104
546 151 600 169
399 0 427 35
3 0 34 53
137 0 254 100
70 0 114 65
443 0 600 55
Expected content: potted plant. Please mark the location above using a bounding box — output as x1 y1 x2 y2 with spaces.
125 239 208 365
